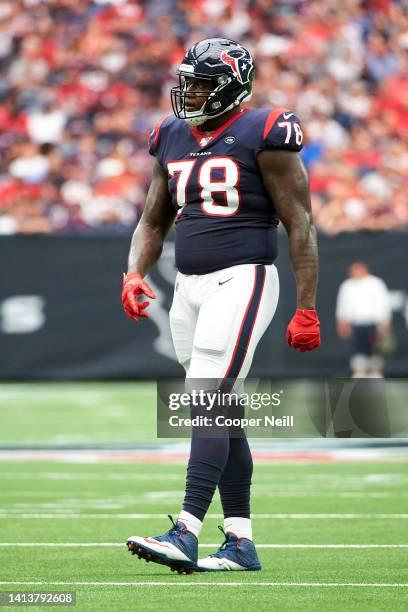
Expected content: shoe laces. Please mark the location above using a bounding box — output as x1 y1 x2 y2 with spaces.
167 514 187 540
211 525 240 557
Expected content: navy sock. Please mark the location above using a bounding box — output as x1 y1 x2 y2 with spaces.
182 431 229 521
182 392 253 522
218 434 253 519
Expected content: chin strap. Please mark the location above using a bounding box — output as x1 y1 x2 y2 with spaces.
185 115 209 126
185 101 240 126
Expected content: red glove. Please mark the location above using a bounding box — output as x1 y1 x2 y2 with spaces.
122 272 156 323
286 308 321 352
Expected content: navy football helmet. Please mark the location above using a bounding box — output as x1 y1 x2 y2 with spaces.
171 38 255 126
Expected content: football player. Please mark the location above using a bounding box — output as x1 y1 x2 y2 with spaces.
122 38 320 573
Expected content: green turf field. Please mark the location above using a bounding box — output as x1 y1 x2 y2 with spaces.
0 383 407 611
0 383 157 445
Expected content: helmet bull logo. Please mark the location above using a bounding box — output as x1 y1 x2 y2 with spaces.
220 50 250 84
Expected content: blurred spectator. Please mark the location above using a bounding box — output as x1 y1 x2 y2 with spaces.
0 0 406 235
336 262 393 377
27 98 67 144
8 141 50 183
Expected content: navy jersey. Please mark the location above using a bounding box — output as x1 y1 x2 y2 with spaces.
148 107 303 274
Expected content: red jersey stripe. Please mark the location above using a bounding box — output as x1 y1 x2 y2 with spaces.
190 108 249 147
263 107 288 140
153 115 168 149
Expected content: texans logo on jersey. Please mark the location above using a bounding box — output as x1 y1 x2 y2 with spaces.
220 50 253 85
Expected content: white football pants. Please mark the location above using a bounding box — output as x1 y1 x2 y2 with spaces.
169 263 279 386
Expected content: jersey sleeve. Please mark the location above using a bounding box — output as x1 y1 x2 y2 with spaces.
259 108 304 153
148 115 170 166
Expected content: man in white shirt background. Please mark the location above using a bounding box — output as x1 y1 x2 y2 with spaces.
336 261 393 377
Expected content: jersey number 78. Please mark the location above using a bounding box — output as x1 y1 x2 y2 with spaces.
167 156 240 217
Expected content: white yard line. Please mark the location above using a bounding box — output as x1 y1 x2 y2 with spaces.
0 513 407 519
0 581 407 588
0 473 184 481
0 471 407 481
0 450 405 464
0 543 407 549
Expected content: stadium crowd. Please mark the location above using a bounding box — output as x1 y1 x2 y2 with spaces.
0 0 407 235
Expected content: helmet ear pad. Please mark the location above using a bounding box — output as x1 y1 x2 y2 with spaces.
203 77 242 114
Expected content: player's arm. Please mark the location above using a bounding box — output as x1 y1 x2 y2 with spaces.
122 160 176 322
128 160 175 276
258 149 317 308
257 149 320 351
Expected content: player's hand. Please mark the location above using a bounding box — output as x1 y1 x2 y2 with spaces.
122 272 156 323
286 308 320 352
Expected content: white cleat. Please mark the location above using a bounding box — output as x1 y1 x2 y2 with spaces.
126 515 199 574
127 535 192 562
198 555 247 571
197 529 261 572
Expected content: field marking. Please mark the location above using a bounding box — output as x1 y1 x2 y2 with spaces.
0 543 407 549
0 472 407 487
0 472 185 481
0 451 406 464
1 471 404 477
0 581 407 588
0 513 407 520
